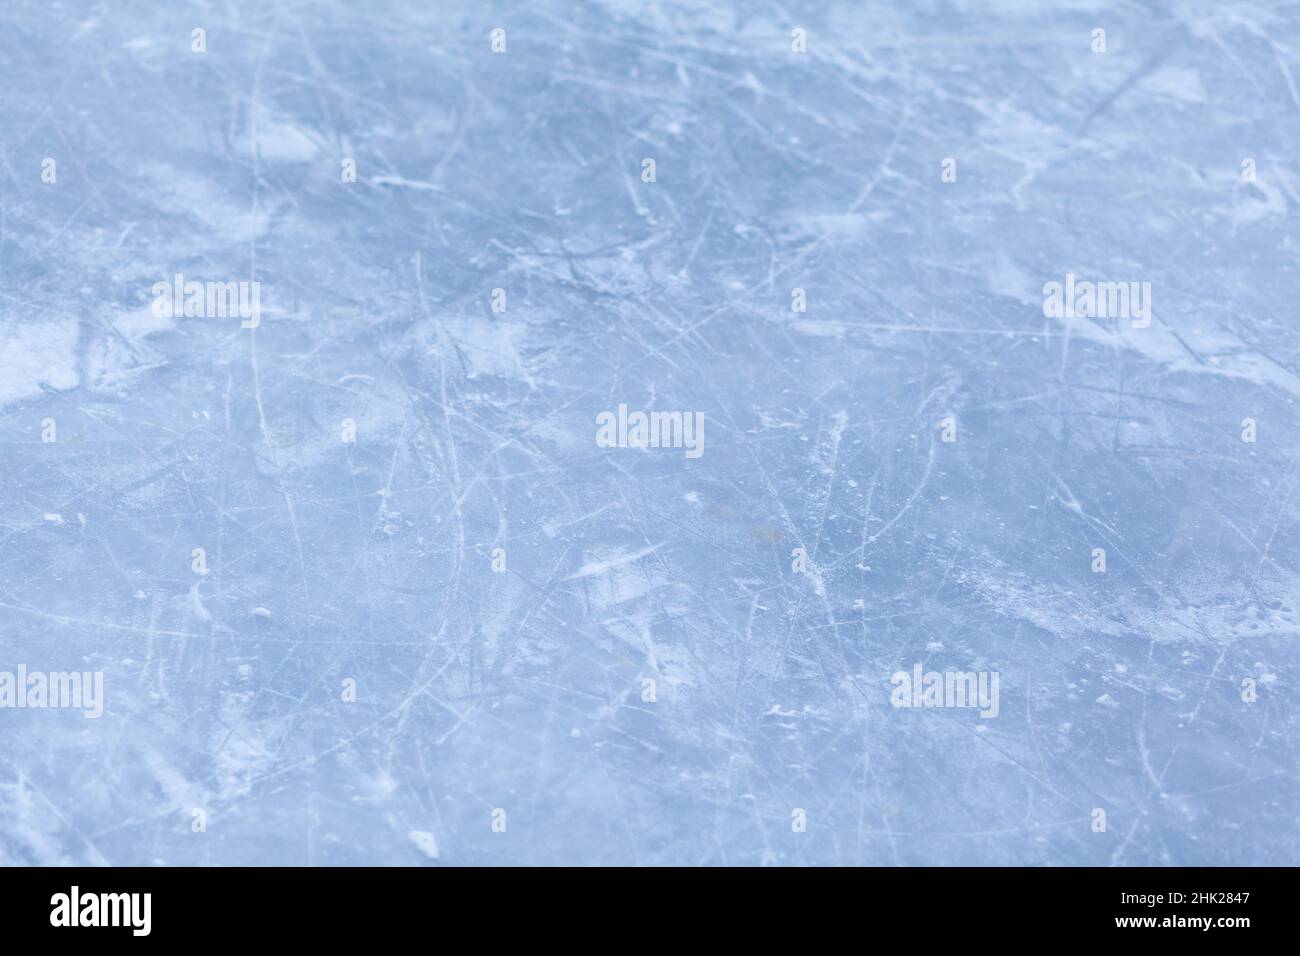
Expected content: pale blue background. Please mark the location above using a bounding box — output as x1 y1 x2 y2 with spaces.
1 0 1297 865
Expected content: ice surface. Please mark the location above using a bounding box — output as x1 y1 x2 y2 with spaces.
1 1 1298 866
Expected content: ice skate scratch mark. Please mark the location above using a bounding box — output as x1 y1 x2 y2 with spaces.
631 44 914 364
1080 45 1173 134
371 175 441 191
862 433 936 550
0 764 111 866
244 14 309 604
249 335 311 601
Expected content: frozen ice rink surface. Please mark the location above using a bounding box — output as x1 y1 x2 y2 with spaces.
1 1 1298 865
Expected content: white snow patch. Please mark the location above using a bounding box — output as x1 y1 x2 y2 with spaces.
408 830 440 860
114 304 175 342
568 545 661 580
0 318 80 406
251 120 321 163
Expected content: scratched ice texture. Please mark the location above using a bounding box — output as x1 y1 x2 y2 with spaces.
1 0 1298 867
